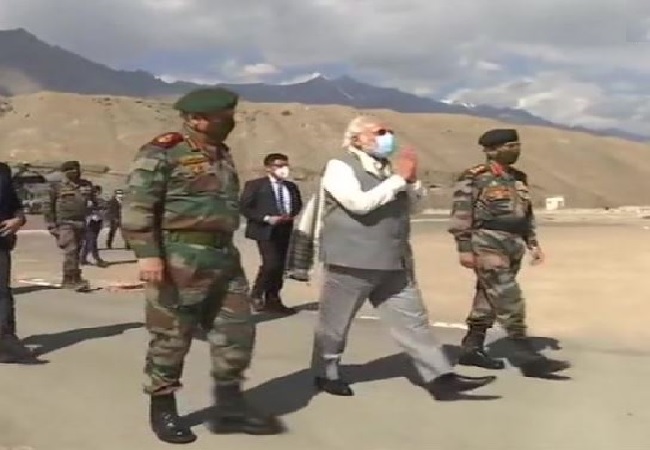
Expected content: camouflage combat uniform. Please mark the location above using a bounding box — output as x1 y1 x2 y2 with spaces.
43 160 93 291
121 88 283 444
449 128 569 378
449 162 537 333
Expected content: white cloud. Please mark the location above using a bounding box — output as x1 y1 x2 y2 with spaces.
445 72 650 134
0 0 649 133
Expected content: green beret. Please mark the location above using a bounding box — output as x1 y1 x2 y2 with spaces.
61 160 80 171
173 88 239 114
478 129 519 148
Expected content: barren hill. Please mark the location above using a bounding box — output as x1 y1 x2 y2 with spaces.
2 91 650 208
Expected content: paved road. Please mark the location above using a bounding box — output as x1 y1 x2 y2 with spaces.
5 216 650 449
1 287 649 450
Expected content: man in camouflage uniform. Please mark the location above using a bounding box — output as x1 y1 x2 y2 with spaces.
448 128 570 378
121 88 285 444
43 160 93 291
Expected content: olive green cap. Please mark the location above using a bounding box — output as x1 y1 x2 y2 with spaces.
173 87 239 114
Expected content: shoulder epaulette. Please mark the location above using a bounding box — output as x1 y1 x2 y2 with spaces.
511 167 528 182
149 132 185 149
465 164 489 177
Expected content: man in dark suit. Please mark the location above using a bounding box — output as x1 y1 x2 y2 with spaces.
0 162 37 363
241 153 303 314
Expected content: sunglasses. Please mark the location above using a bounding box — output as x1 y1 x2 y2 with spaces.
373 128 393 136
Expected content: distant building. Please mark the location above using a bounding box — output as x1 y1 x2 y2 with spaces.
545 196 566 211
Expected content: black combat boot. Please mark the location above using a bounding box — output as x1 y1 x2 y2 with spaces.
207 384 286 435
458 326 505 370
510 337 571 378
70 270 90 292
149 394 197 444
60 272 74 289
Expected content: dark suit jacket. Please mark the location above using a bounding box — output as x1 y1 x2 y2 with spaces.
0 162 23 250
240 176 303 241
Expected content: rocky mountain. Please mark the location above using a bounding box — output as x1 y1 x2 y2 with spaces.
0 27 646 143
2 91 650 209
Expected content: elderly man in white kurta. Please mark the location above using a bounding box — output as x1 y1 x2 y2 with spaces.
309 116 497 401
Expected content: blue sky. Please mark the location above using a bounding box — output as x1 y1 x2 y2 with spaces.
0 0 649 135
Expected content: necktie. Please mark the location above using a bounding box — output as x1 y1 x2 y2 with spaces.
276 181 287 215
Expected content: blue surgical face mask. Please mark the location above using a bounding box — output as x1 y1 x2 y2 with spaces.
370 132 397 159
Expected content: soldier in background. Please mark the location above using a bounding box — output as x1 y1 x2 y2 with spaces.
105 189 128 249
121 88 284 444
80 185 108 267
43 160 93 292
448 128 570 378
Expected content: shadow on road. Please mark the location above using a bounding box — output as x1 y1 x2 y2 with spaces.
252 301 319 325
183 352 499 425
192 301 320 341
22 322 144 357
106 259 137 267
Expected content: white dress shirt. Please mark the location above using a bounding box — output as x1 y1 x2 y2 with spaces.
321 147 427 215
269 176 291 213
263 176 292 223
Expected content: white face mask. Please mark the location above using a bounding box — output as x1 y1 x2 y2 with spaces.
273 166 290 179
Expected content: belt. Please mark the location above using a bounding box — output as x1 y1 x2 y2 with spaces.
479 220 527 235
163 230 233 248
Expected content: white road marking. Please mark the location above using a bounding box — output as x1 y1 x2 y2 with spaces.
16 278 61 288
301 309 468 329
17 229 50 234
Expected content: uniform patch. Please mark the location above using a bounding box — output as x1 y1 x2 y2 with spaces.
151 132 184 148
179 155 209 166
189 162 210 175
483 185 511 200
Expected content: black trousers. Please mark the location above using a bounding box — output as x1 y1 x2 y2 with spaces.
81 220 102 261
0 248 16 337
251 231 291 300
106 220 122 248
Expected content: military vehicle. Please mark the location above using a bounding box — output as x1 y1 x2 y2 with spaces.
10 164 51 214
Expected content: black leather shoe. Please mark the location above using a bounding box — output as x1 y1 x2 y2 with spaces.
314 377 354 396
0 336 45 365
427 373 496 401
458 349 506 370
208 385 286 435
149 394 197 444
